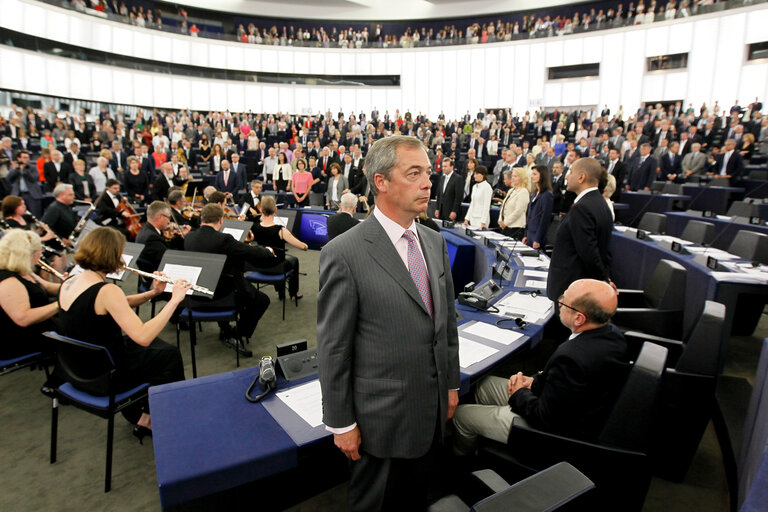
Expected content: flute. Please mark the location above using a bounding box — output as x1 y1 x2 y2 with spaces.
122 266 214 296
38 260 67 281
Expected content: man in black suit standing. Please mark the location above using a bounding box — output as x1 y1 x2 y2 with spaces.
43 150 72 193
605 149 626 201
627 143 657 191
547 158 614 303
453 279 627 454
152 163 175 202
713 139 745 180
327 193 360 241
433 157 463 222
213 159 239 198
184 204 275 356
659 141 682 181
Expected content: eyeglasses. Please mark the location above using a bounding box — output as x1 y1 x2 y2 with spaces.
557 295 585 316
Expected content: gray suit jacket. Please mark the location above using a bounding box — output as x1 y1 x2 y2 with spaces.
681 152 706 177
317 214 460 459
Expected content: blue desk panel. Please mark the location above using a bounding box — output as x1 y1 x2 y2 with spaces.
150 368 298 508
616 192 689 226
681 185 745 215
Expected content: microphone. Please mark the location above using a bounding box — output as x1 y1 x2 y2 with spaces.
245 356 277 403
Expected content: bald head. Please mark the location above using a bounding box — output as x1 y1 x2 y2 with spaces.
561 279 617 332
566 157 602 194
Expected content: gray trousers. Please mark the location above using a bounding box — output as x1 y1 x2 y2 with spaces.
452 376 526 455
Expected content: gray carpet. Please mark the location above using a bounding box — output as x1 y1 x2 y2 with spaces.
0 244 760 511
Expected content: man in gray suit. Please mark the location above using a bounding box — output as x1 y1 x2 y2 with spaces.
678 142 706 182
318 135 460 511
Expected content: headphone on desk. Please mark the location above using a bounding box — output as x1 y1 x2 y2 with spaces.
496 316 528 330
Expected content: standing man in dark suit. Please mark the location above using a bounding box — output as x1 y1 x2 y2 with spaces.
547 158 614 303
433 157 463 222
184 204 275 356
152 163 175 202
627 143 657 191
326 193 360 241
605 149 626 201
43 150 72 193
713 139 745 180
213 160 239 198
317 136 460 511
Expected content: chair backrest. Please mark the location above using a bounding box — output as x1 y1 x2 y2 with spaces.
651 182 665 193
711 177 730 187
727 202 760 219
471 463 595 512
680 220 715 245
638 212 667 234
748 170 767 181
599 342 667 453
643 259 687 310
676 301 726 376
728 230 768 265
545 215 561 247
661 183 682 195
43 331 116 396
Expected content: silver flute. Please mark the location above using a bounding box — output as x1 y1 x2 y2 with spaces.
122 266 214 296
38 259 67 281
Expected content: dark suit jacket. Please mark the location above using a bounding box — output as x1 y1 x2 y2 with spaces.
629 156 657 190
317 215 460 459
135 223 183 274
140 155 155 181
660 153 682 177
110 151 128 173
183 225 274 299
327 211 359 240
714 151 745 179
68 172 97 201
152 175 172 202
213 170 240 196
606 160 626 201
546 189 613 301
43 161 72 193
434 172 464 221
7 165 42 199
95 192 123 227
525 190 554 246
510 324 628 440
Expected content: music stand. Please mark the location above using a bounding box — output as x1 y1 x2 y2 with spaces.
68 241 145 282
275 208 297 232
158 250 227 377
221 219 254 243
73 219 100 247
184 180 205 202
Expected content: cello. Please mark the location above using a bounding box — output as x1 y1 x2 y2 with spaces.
116 197 143 241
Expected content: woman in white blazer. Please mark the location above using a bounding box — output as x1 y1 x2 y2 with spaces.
272 151 293 192
463 166 493 228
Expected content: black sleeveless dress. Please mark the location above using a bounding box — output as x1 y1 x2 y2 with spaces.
58 282 184 422
0 269 55 359
250 223 300 297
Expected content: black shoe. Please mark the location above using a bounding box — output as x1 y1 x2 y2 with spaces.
133 425 152 445
221 337 253 357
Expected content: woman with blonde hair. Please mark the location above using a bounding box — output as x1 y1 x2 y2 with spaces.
0 229 60 359
498 168 530 239
57 227 191 440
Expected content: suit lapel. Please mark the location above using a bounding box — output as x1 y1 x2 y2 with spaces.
362 216 431 317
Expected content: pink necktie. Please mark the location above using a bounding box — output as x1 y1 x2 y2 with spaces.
402 231 433 318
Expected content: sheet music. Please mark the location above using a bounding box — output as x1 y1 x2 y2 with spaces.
69 253 131 280
275 216 288 227
462 321 524 346
459 337 499 368
161 263 202 295
525 279 547 289
222 227 245 241
275 380 324 428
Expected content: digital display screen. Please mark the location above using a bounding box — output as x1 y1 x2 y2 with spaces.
298 213 332 246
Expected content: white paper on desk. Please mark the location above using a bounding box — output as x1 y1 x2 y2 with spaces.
613 226 630 232
716 215 732 221
462 321 524 346
275 380 324 428
274 216 288 227
519 256 549 268
222 227 245 241
649 235 694 245
686 247 740 260
161 263 202 295
523 270 549 279
525 280 547 289
459 337 499 368
475 230 508 240
710 272 768 284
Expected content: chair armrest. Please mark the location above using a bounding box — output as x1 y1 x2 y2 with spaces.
623 331 684 365
470 469 510 494
616 290 648 308
613 309 684 339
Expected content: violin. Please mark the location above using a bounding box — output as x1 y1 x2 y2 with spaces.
162 221 186 241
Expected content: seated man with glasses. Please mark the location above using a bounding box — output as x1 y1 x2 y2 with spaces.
452 278 627 455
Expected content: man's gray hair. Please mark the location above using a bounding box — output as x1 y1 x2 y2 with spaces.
53 183 73 198
364 135 425 197
147 200 171 221
502 170 515 181
340 192 357 210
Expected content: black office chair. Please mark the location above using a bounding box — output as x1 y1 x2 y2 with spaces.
622 301 726 481
543 215 561 257
428 463 594 512
613 259 687 339
477 342 668 512
748 170 767 180
728 230 768 264
680 220 715 245
637 212 667 234
43 331 150 493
